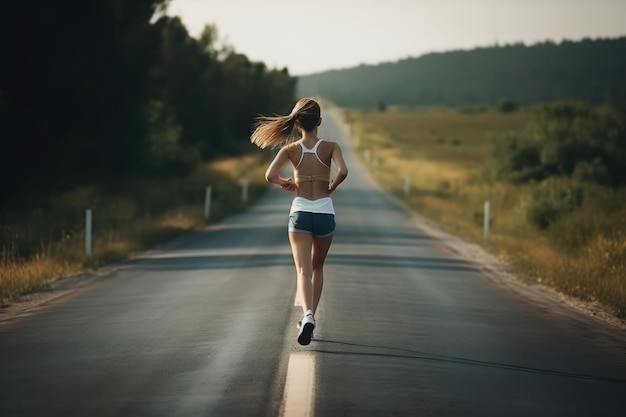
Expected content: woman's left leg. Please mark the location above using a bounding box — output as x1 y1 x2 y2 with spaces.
289 232 314 314
289 232 318 345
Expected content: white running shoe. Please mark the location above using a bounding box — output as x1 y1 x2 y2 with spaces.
297 313 315 346
296 318 315 340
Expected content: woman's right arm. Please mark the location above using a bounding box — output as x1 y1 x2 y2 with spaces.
329 143 348 193
265 147 296 192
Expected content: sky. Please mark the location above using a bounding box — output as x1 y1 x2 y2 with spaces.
167 0 626 76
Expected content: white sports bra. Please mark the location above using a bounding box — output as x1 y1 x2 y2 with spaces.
295 140 331 169
295 140 331 183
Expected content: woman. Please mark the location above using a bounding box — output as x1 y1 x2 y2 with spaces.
251 98 348 345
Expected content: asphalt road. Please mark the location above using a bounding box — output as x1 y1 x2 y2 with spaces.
1 111 625 417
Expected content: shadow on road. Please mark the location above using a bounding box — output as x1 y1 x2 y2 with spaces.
310 339 626 384
128 253 479 272
334 226 436 247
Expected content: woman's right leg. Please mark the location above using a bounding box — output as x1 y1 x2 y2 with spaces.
311 235 333 314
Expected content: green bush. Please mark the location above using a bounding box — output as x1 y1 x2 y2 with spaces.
492 102 626 186
526 178 584 229
498 100 518 113
492 135 544 182
572 158 611 185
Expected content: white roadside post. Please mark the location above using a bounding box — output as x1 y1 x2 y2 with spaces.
483 200 490 241
242 179 249 204
204 186 212 221
85 208 92 261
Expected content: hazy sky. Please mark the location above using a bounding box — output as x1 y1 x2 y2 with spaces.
167 0 626 75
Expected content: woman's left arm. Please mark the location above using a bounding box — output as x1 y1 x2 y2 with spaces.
265 147 296 192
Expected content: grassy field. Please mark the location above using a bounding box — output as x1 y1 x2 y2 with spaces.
0 151 271 304
342 107 626 320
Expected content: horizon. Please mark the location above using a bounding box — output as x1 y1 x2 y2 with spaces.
293 35 625 76
168 0 626 76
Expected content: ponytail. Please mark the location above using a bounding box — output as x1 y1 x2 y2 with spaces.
251 98 321 149
250 113 298 149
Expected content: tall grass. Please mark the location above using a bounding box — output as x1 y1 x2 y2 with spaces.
343 107 626 319
0 152 270 304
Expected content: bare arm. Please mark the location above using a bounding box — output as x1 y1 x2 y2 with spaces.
265 147 296 192
329 143 348 193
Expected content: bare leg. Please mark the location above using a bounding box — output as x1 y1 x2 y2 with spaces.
289 232 314 314
311 235 333 314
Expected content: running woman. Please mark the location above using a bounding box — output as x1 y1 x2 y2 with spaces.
251 98 348 345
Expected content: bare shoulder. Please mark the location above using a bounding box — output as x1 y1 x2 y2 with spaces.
283 142 300 161
283 142 298 153
319 139 339 155
321 139 340 149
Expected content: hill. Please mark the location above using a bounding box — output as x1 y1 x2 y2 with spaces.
296 37 626 108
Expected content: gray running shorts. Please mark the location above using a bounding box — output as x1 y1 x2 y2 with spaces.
288 211 336 237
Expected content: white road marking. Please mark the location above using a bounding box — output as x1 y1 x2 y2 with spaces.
281 353 316 417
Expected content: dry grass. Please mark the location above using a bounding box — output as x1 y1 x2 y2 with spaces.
344 107 626 319
352 108 529 172
0 151 270 304
0 246 73 303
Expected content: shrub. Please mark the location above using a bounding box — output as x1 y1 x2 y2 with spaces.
498 100 518 113
572 158 611 185
492 102 626 187
492 135 544 182
526 178 584 229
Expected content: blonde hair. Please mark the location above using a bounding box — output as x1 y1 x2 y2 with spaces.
251 98 321 149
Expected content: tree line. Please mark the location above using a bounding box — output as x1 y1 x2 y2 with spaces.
0 0 295 204
297 37 626 108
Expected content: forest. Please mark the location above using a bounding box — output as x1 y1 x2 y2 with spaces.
297 37 626 108
0 0 296 205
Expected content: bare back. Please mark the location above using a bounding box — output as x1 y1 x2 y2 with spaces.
287 140 334 200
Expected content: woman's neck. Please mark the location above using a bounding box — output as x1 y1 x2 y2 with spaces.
300 130 318 143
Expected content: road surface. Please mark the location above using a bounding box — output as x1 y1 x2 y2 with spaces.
1 110 625 417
